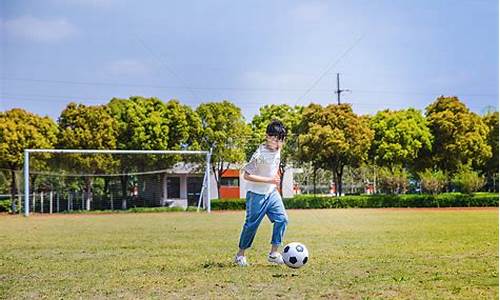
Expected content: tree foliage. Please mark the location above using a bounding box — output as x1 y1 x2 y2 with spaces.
0 108 58 211
418 169 447 194
481 111 499 191
196 101 250 198
425 96 491 174
297 104 373 196
58 103 118 209
370 108 432 169
451 165 486 194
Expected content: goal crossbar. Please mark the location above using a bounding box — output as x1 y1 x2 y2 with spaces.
23 149 212 216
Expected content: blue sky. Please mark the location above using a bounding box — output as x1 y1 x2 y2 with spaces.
1 0 498 121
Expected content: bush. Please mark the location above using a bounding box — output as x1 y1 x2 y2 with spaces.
0 199 11 212
377 166 409 194
60 206 200 214
210 193 499 210
452 167 486 194
211 198 246 210
418 169 447 194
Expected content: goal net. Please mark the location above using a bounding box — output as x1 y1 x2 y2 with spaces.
22 149 212 216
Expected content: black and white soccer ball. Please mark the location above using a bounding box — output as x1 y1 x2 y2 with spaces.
282 242 309 268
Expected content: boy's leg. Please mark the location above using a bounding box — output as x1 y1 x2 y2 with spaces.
238 191 269 251
266 190 288 249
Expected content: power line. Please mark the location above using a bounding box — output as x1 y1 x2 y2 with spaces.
1 95 494 111
295 35 364 105
133 35 201 101
2 77 497 97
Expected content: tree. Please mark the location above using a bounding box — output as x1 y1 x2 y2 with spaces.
296 104 326 194
377 166 409 194
418 169 447 194
481 112 499 192
451 165 486 194
249 104 303 195
293 162 333 194
297 103 374 196
107 96 202 208
425 96 491 175
58 103 118 210
0 108 58 212
196 101 250 198
370 108 433 170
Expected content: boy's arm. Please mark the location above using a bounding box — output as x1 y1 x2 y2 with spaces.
244 171 280 186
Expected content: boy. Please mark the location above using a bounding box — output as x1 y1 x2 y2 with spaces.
234 120 288 267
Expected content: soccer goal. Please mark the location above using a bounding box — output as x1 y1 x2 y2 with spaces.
23 149 212 216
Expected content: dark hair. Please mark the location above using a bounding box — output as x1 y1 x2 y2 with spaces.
266 120 287 141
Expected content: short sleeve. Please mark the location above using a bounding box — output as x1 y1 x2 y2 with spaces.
242 149 261 175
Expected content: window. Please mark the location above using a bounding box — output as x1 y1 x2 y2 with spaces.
221 177 239 187
167 177 180 198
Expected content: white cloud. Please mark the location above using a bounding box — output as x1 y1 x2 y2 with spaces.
290 1 329 23
2 16 77 42
107 59 151 76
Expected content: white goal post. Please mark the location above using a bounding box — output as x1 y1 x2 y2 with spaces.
23 149 212 216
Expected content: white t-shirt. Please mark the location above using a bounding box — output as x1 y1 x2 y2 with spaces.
242 144 281 195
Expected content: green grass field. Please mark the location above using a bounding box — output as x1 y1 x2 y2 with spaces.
1 208 498 299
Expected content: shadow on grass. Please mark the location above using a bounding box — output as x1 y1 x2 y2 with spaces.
202 260 234 269
272 273 300 278
201 260 301 278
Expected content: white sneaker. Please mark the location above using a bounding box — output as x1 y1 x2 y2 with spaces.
268 252 285 265
234 255 249 267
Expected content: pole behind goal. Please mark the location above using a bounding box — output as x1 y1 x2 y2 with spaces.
23 149 212 216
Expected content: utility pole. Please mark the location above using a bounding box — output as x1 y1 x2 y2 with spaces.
334 73 350 105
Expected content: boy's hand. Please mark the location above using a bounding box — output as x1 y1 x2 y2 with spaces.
269 174 280 186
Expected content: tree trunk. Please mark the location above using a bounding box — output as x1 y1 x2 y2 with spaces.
332 168 337 196
10 169 17 213
120 175 128 209
336 165 344 197
313 166 317 195
104 177 109 195
84 177 93 211
213 165 221 199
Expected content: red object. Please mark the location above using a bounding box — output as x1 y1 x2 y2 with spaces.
220 186 240 198
220 169 240 198
222 169 240 177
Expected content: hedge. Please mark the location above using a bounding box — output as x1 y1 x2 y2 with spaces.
0 199 10 212
1 194 497 213
211 193 499 210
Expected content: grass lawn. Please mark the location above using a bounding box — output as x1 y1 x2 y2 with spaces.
0 208 498 299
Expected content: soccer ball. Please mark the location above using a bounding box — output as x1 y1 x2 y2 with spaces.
282 242 309 268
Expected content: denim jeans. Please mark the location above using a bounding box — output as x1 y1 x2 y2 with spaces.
238 189 288 250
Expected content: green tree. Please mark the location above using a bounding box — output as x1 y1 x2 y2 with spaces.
370 108 433 170
418 169 447 194
0 108 58 212
425 96 491 175
451 165 486 194
249 104 303 194
296 103 326 194
58 103 118 210
481 111 499 191
108 96 202 208
196 101 250 198
377 166 409 194
297 104 374 196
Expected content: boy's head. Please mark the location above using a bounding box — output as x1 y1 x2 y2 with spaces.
265 120 287 151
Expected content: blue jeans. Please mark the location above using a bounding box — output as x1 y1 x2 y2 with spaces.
238 189 288 250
